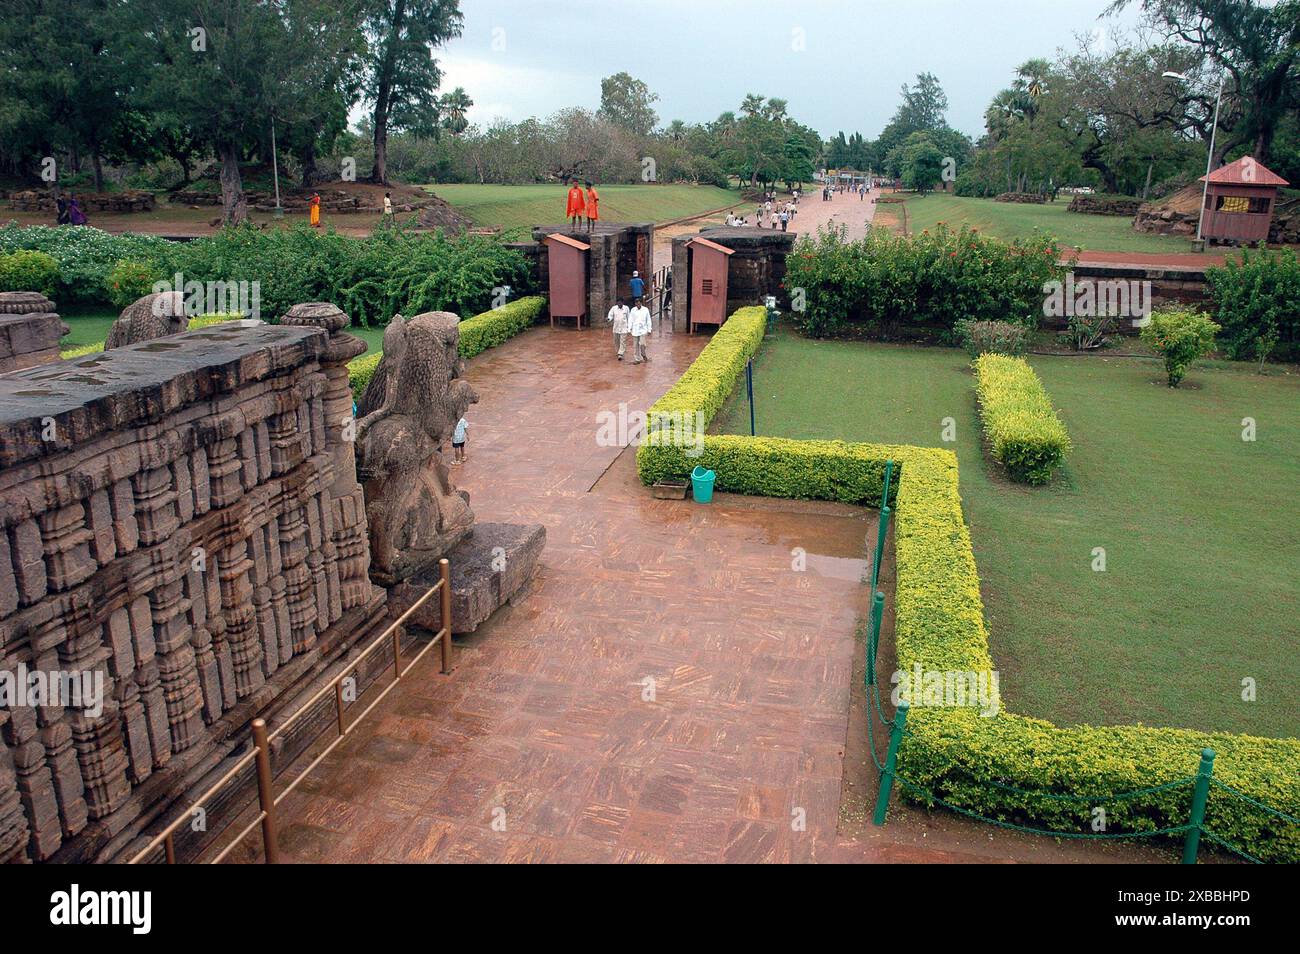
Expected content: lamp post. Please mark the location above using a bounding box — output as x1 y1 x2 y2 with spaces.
270 115 284 219
1163 69 1224 249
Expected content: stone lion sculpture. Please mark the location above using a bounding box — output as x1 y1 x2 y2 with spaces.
104 291 187 349
355 311 478 583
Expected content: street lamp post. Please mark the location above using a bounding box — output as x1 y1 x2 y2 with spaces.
1163 70 1224 249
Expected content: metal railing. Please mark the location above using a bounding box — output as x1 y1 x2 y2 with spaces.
128 558 454 865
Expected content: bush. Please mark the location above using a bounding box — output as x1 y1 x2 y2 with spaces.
106 259 163 308
953 319 1028 357
973 354 1071 484
0 223 533 325
458 296 546 359
1205 249 1300 363
348 295 547 397
1140 308 1220 387
637 316 1299 860
1060 313 1115 351
0 225 176 304
784 224 1064 338
0 250 60 298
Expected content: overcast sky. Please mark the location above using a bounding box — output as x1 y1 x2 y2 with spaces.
436 0 1145 140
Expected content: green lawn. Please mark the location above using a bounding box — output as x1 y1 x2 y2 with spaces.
424 183 749 232
889 193 1196 255
716 324 1299 739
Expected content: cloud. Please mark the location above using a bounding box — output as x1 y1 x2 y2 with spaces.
437 54 596 125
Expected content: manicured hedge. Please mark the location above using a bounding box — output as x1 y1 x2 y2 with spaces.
637 306 1300 862
973 353 1071 484
348 296 546 395
458 295 546 359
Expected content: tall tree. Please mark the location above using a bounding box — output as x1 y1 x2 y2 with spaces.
597 72 659 136
362 0 463 184
1110 0 1300 163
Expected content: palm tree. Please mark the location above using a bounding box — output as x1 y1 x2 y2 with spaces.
440 87 473 136
740 93 765 118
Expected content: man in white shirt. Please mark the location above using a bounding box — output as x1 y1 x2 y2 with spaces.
605 297 630 360
628 298 652 364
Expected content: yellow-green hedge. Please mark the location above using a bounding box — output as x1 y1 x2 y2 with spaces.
637 306 1300 862
973 353 1071 484
348 296 546 395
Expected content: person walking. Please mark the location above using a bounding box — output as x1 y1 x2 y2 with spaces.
629 270 645 301
778 208 789 232
606 297 630 360
585 181 599 230
383 191 394 221
628 298 652 364
565 179 585 229
309 193 321 228
55 196 69 225
68 197 87 225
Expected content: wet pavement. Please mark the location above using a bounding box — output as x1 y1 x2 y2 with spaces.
252 323 904 863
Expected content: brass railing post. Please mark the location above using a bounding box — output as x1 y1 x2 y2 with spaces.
251 718 280 864
439 557 454 673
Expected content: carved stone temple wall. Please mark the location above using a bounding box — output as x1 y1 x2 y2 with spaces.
0 314 385 862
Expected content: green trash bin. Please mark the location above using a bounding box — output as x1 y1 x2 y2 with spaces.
690 466 715 503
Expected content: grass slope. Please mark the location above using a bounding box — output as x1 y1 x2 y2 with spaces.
425 183 748 231
716 325 1299 739
888 193 1196 255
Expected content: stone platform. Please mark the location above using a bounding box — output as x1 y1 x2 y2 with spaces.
388 522 546 635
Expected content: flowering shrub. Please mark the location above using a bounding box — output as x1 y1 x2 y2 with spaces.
784 224 1065 338
106 259 164 307
1140 308 1220 387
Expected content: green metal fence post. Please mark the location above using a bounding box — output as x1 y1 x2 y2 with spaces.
872 700 909 826
866 591 885 686
871 506 892 591
1181 747 1216 864
881 459 894 509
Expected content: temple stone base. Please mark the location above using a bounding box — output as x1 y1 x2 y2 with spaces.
389 522 545 635
0 292 68 373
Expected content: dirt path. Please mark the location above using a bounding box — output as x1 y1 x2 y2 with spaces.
652 186 879 270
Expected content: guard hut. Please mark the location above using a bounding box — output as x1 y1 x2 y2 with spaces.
532 222 654 327
670 226 795 334
685 237 734 333
1200 156 1289 247
543 232 590 327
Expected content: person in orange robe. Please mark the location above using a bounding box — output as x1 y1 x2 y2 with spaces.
584 181 599 230
309 193 321 228
565 179 585 229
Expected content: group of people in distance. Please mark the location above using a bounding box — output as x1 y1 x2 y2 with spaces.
605 270 652 364
566 179 600 230
724 190 798 231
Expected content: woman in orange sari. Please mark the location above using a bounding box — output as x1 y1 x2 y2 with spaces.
565 179 585 229
585 181 599 230
309 193 321 228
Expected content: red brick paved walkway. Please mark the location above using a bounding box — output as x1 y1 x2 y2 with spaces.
255 323 902 863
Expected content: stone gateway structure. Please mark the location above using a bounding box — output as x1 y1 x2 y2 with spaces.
0 313 385 862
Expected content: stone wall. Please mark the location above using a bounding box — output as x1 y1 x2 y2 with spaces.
1067 195 1143 216
995 192 1049 204
5 190 155 214
0 318 384 862
0 293 67 374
